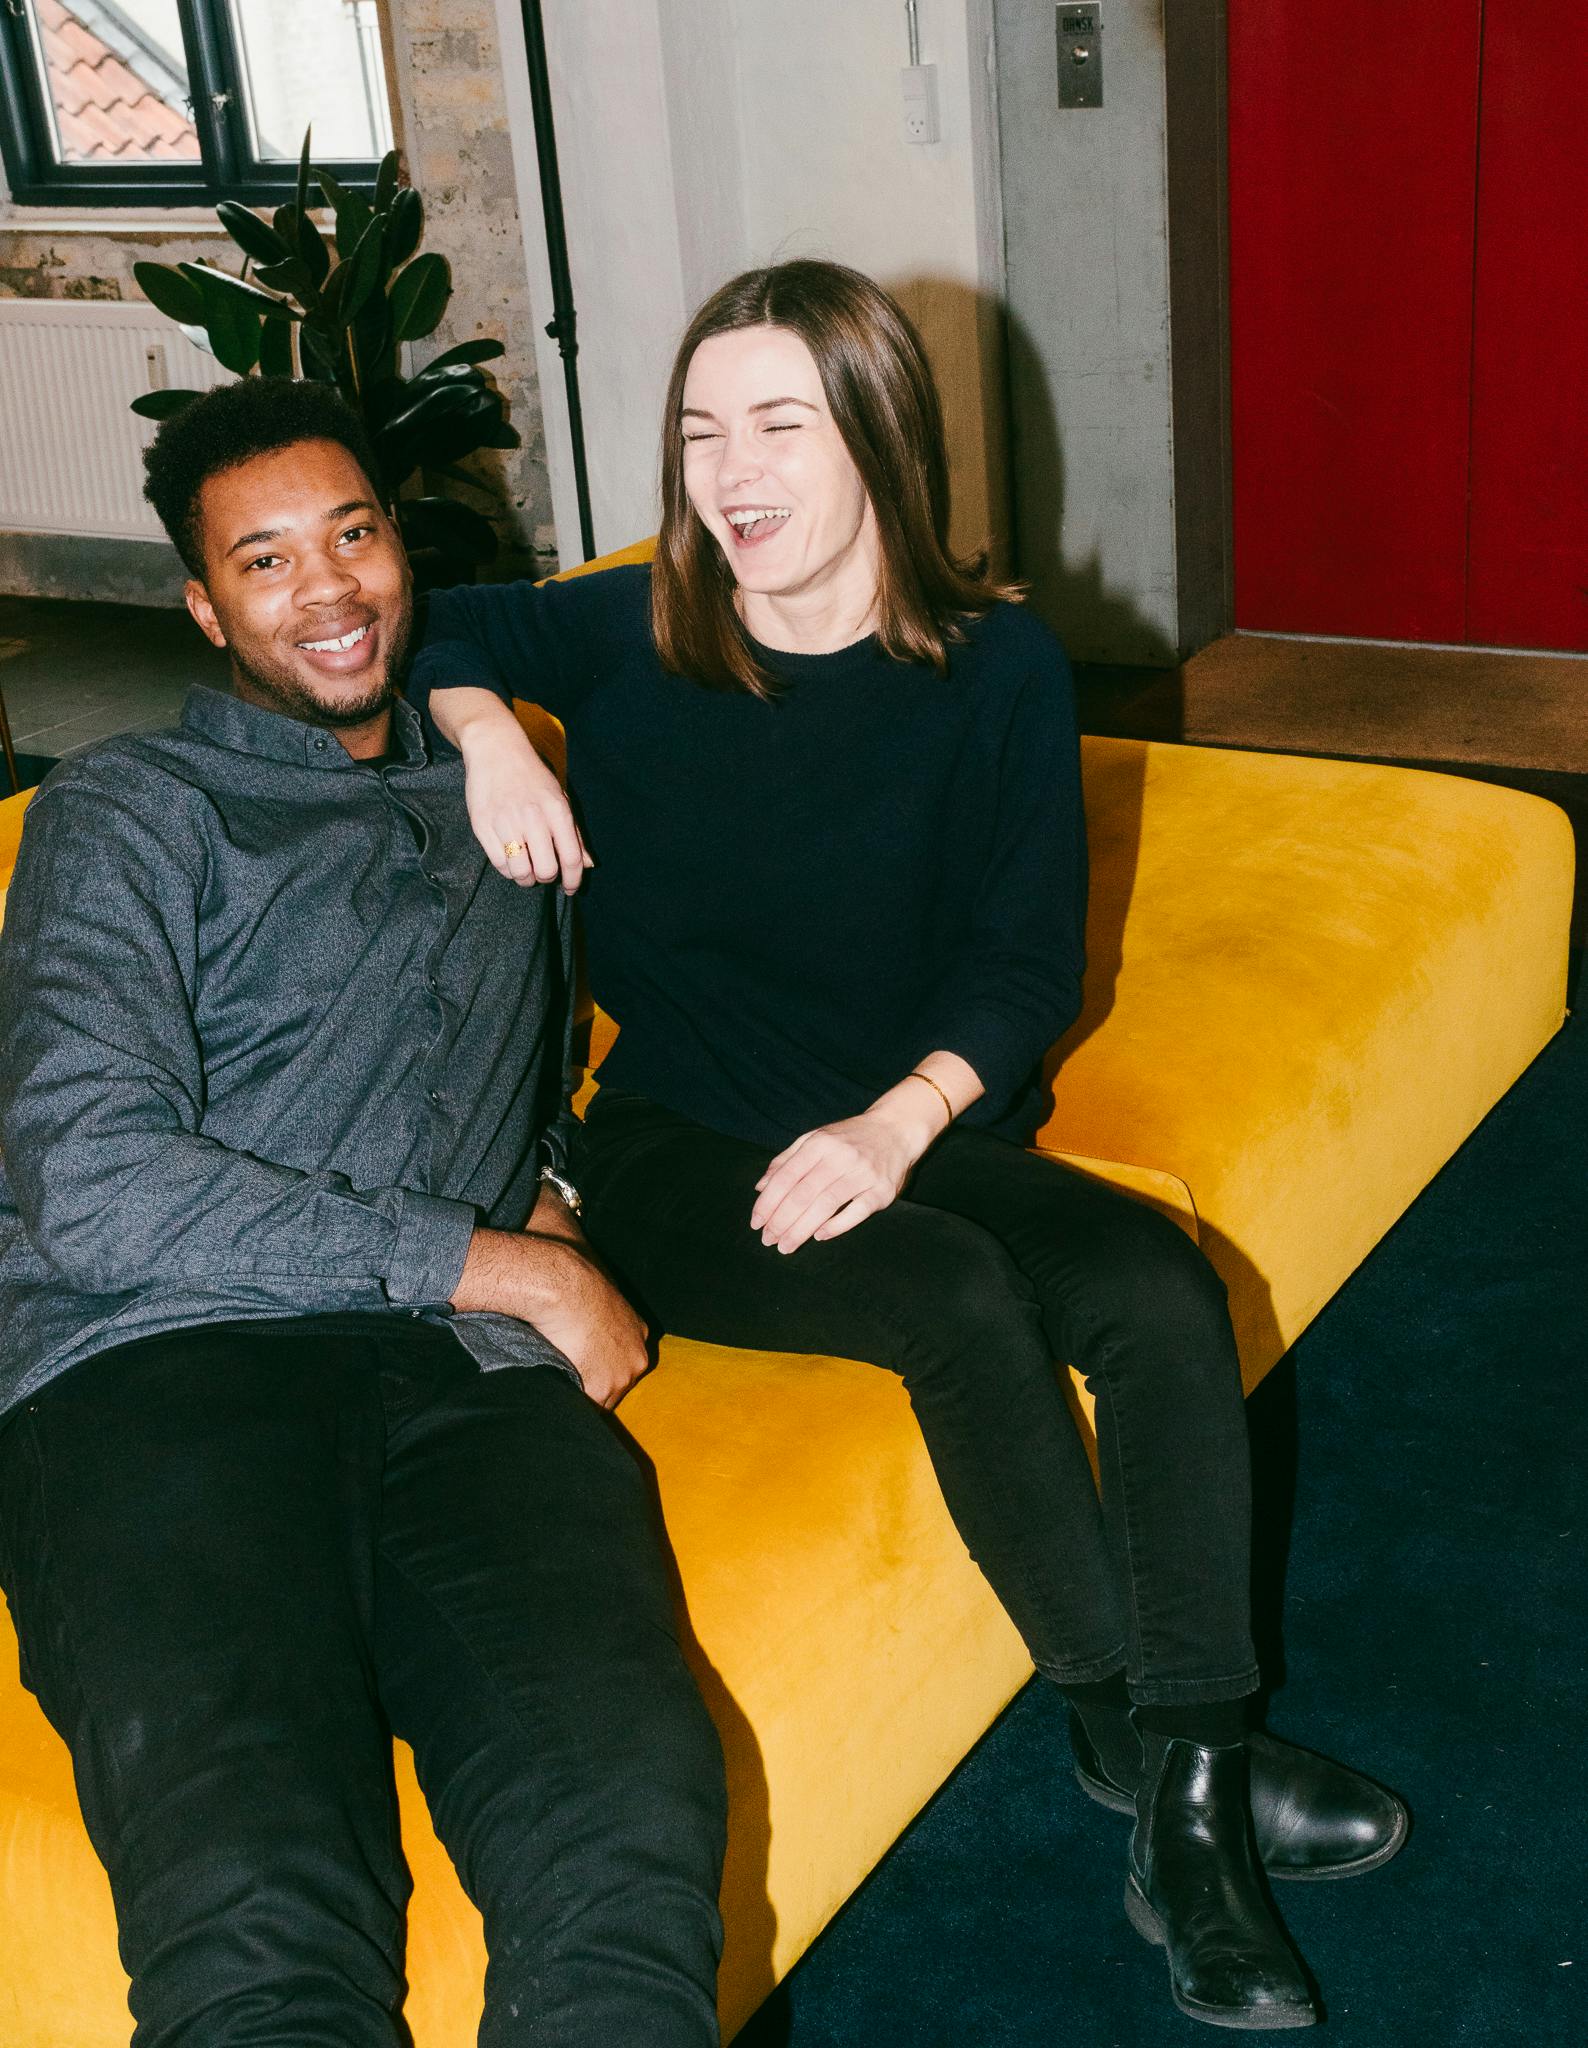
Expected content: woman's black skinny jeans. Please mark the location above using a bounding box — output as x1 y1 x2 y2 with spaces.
577 1092 1261 1706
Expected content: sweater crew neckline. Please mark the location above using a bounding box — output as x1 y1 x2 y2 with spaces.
748 628 882 681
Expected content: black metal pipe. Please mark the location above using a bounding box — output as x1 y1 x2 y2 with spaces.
518 0 597 563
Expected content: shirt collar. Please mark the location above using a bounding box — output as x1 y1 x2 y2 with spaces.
179 683 428 772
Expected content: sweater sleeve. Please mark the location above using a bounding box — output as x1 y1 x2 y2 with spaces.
403 572 600 733
0 782 476 1307
911 637 1089 1118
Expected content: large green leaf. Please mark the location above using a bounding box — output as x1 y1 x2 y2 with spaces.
407 361 492 397
173 267 261 374
253 254 314 301
351 296 395 388
315 165 348 214
130 387 203 421
380 375 479 441
390 252 451 342
372 149 400 215
275 204 330 287
411 390 516 469
385 187 423 267
258 318 294 378
297 322 342 387
178 262 298 320
216 202 290 267
398 494 499 566
133 260 203 327
335 215 390 328
416 336 506 374
318 168 373 258
204 304 261 375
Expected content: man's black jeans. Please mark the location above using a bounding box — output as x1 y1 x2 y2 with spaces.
0 1314 726 2048
577 1093 1261 1706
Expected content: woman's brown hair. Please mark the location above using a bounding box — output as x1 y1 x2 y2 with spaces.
652 260 1018 697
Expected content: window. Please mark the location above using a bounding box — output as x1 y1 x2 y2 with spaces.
0 0 393 207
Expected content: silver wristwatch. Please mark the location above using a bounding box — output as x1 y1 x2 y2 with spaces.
539 1161 584 1217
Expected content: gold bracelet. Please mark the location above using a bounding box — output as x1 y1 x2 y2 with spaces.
905 1069 954 1128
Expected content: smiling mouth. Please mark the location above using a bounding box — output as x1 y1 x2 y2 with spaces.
724 507 792 545
299 623 371 653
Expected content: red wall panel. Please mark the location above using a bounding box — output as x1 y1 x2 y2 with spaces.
1465 4 1588 652
1227 7 1483 640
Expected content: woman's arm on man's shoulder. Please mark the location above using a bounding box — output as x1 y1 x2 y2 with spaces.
407 571 608 892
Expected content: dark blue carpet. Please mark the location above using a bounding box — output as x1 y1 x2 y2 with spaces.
736 997 1587 2046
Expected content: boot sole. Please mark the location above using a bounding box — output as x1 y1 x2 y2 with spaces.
1123 1876 1318 2031
1078 1760 1410 1881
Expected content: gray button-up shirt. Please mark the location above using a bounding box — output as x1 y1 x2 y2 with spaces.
0 684 576 1419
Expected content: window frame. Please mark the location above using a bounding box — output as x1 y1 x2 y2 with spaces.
0 0 388 209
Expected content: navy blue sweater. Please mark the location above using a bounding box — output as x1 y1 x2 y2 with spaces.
406 564 1087 1149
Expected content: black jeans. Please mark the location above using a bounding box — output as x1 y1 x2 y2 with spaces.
0 1314 726 2048
577 1092 1261 1706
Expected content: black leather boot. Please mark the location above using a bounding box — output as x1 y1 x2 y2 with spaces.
1071 1706 1409 1880
1126 1727 1318 2030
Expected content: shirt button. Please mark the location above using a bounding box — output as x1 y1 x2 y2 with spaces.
427 975 440 993
312 736 327 752
429 1089 442 1106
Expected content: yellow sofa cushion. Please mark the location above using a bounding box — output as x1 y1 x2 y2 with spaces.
1037 740 1573 1384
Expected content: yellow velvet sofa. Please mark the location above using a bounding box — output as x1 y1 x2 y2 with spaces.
0 543 1574 2046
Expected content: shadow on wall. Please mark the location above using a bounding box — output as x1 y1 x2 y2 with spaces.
882 276 1177 668
1004 307 1179 670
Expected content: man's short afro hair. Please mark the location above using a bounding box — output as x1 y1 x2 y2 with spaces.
142 377 387 576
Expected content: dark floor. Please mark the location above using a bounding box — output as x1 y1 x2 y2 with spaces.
0 594 223 777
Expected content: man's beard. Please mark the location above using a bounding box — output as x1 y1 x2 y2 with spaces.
228 600 412 730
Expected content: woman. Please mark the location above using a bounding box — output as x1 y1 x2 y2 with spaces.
408 261 1406 2030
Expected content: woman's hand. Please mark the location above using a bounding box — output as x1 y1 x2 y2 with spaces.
434 687 592 892
750 1100 942 1255
750 1056 984 1254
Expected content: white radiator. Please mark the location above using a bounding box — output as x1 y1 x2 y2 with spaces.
0 299 233 541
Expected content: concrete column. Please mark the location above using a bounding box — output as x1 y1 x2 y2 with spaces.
993 0 1231 662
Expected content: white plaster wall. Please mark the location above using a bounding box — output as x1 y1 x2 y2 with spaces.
527 0 1006 562
732 0 1005 562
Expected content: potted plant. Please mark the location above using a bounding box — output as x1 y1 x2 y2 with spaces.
130 132 515 586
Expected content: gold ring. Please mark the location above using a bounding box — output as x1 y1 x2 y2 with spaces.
503 840 526 859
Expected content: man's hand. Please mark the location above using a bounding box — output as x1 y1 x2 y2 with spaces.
434 687 592 893
451 1224 650 1408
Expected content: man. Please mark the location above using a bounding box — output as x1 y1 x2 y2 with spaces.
0 379 726 2047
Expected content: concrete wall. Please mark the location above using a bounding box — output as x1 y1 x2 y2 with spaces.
994 0 1230 662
